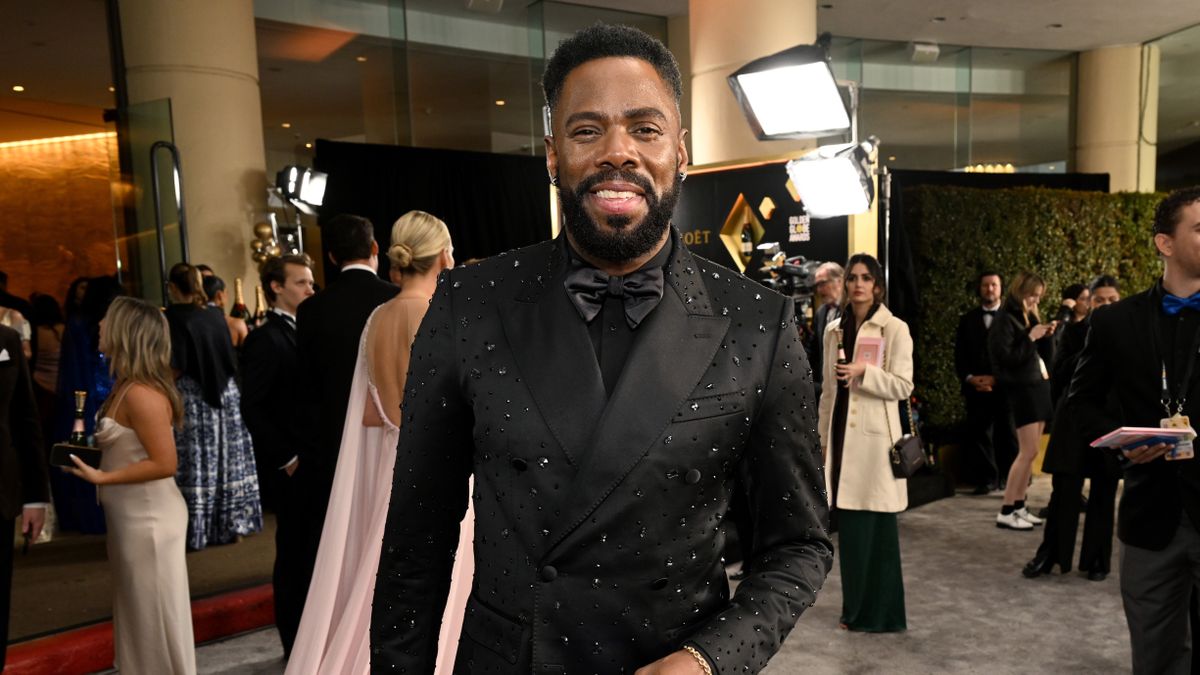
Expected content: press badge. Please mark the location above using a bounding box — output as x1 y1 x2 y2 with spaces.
1161 414 1196 461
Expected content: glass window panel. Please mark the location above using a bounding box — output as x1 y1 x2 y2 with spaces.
1154 24 1200 191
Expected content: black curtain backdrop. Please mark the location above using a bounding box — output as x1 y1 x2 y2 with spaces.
882 169 1110 326
313 139 551 281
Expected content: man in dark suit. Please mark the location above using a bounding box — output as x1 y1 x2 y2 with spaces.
809 261 844 391
291 214 397 656
1069 186 1200 674
240 254 315 657
371 25 832 674
954 271 1018 494
0 270 33 320
0 324 49 670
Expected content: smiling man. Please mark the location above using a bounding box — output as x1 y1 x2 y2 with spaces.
371 24 832 674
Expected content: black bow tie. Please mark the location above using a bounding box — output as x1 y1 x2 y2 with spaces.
983 309 997 315
564 262 665 328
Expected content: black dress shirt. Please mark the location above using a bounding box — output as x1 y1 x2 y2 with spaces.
564 236 673 397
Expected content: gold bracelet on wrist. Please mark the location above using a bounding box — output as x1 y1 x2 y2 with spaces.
683 645 713 675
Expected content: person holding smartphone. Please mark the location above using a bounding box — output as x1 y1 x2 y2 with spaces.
988 272 1057 530
65 297 196 674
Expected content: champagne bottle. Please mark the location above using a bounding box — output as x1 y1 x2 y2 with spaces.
230 277 249 319
253 284 268 327
836 340 849 388
70 390 88 445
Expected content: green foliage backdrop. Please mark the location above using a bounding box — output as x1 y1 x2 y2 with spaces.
905 186 1164 431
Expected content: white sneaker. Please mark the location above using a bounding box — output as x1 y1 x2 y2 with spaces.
996 512 1033 530
1014 507 1044 526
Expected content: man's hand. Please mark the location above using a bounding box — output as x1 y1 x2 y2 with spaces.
1123 442 1173 465
21 506 46 542
968 375 995 392
635 650 707 675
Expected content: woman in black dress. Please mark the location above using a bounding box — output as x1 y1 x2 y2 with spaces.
989 271 1057 530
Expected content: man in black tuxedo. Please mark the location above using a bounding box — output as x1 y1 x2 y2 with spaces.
240 254 315 657
0 324 48 670
808 261 844 391
372 25 832 674
954 271 1018 494
287 216 396 656
1069 186 1200 674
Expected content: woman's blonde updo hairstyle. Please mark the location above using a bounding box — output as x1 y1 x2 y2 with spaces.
387 210 451 275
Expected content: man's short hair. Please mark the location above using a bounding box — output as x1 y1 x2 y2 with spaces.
1090 274 1120 293
324 214 376 266
261 254 313 303
542 23 682 115
814 261 844 281
0 269 7 286
1154 186 1200 237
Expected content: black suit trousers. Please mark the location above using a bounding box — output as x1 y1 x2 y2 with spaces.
963 390 1018 488
273 469 325 658
1037 471 1119 573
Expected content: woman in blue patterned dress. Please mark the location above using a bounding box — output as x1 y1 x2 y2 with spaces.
165 262 262 549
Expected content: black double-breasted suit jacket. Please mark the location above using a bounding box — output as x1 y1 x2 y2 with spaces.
371 230 833 674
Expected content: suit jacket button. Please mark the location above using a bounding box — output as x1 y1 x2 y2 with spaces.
685 469 702 485
651 577 669 590
511 457 528 471
540 565 558 582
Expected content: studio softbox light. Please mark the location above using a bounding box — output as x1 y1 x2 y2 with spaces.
727 44 851 140
785 138 877 218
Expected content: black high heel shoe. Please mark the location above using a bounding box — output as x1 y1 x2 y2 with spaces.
1022 553 1056 578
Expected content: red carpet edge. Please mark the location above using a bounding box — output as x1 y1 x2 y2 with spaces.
5 583 274 674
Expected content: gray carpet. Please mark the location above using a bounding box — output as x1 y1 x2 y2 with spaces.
188 476 1131 674
764 475 1130 674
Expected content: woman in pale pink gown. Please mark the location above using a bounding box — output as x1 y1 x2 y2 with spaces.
287 211 472 674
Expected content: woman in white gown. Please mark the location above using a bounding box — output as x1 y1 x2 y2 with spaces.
287 211 473 674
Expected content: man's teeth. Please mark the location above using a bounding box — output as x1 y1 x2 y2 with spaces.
595 189 637 199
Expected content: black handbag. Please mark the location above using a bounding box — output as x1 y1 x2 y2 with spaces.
883 351 925 478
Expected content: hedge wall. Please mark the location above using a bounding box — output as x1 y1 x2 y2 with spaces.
904 186 1164 432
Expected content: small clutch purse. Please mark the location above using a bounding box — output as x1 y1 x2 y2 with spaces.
50 443 102 470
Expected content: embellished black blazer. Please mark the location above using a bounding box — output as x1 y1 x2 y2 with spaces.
371 229 833 674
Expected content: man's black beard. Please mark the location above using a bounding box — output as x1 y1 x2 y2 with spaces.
559 169 682 265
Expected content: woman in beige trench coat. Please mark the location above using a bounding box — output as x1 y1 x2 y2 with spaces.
817 253 914 632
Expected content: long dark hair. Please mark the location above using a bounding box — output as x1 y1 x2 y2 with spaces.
842 252 886 314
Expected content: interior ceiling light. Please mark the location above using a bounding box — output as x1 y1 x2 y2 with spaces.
356 56 368 62
11 85 25 92
727 43 850 140
495 99 506 106
0 131 115 150
304 142 313 149
281 122 291 129
107 85 115 92
785 137 878 218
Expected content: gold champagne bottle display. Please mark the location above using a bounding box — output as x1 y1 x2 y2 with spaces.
70 390 88 445
254 284 268 326
230 277 250 319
